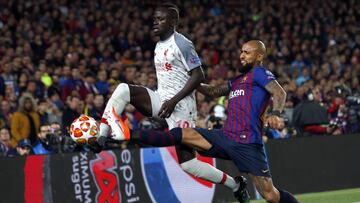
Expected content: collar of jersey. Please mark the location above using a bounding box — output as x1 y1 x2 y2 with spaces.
158 31 176 43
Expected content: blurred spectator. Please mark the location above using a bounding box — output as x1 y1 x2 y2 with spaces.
15 72 29 96
0 142 7 156
4 84 17 109
0 127 12 155
0 99 13 128
327 85 357 134
7 138 32 157
10 95 40 147
61 96 81 134
49 121 77 153
124 66 138 84
37 100 49 124
25 80 45 99
292 87 331 136
83 93 95 116
89 94 105 121
61 68 83 101
1 64 16 88
0 75 5 97
59 66 72 89
78 71 99 100
48 89 64 113
95 70 110 96
147 74 157 90
33 123 54 155
265 122 289 139
296 68 311 87
290 54 306 74
50 122 62 135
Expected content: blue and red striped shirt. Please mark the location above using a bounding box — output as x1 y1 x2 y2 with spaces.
224 66 276 144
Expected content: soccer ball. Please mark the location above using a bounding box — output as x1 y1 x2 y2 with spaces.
69 115 99 145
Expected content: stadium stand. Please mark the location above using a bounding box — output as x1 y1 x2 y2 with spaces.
0 0 359 154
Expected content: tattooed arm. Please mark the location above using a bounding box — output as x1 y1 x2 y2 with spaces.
264 80 287 129
197 83 230 98
265 80 286 112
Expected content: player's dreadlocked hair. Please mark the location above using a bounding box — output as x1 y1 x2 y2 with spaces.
157 2 179 26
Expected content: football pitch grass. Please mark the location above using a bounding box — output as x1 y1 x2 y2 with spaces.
249 188 360 203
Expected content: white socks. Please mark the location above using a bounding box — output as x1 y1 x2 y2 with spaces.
180 158 239 191
99 83 130 137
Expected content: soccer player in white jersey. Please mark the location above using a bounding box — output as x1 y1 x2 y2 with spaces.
94 3 249 202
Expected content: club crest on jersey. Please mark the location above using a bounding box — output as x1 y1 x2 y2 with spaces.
229 89 245 99
241 76 247 83
165 62 172 71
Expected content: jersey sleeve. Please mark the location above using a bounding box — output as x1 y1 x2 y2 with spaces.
253 68 276 88
174 33 202 71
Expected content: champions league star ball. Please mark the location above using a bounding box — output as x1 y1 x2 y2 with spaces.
69 115 99 145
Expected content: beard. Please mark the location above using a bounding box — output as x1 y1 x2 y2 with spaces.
239 62 253 73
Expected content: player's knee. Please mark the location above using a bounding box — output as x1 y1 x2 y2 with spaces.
113 83 130 100
181 128 197 140
181 128 212 151
180 158 202 177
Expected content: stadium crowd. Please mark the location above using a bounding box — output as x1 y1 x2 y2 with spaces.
0 0 359 156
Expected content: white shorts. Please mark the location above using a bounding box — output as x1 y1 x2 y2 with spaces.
146 88 197 129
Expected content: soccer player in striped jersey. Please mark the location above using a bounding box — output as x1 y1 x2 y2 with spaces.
111 40 299 203
94 3 249 202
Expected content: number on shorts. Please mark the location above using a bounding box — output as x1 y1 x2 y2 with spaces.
176 120 190 128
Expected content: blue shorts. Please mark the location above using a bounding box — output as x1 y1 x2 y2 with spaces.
195 128 271 177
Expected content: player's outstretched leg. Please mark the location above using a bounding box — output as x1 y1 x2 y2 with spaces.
250 174 299 203
104 123 246 195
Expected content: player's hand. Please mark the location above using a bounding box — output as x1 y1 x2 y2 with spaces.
264 115 284 130
158 99 177 118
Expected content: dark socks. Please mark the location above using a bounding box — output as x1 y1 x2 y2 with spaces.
279 189 299 203
131 127 183 147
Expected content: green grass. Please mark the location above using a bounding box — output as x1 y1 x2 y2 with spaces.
250 188 360 203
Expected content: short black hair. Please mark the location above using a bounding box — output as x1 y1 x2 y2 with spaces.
85 71 96 78
157 2 179 26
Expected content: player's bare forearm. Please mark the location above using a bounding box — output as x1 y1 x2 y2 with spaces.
171 67 205 103
197 83 230 98
265 80 286 112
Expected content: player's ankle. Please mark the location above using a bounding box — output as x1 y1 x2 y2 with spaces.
99 122 111 137
233 182 240 192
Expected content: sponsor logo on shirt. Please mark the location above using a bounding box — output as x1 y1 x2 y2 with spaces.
229 89 245 99
190 57 200 64
155 61 172 72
